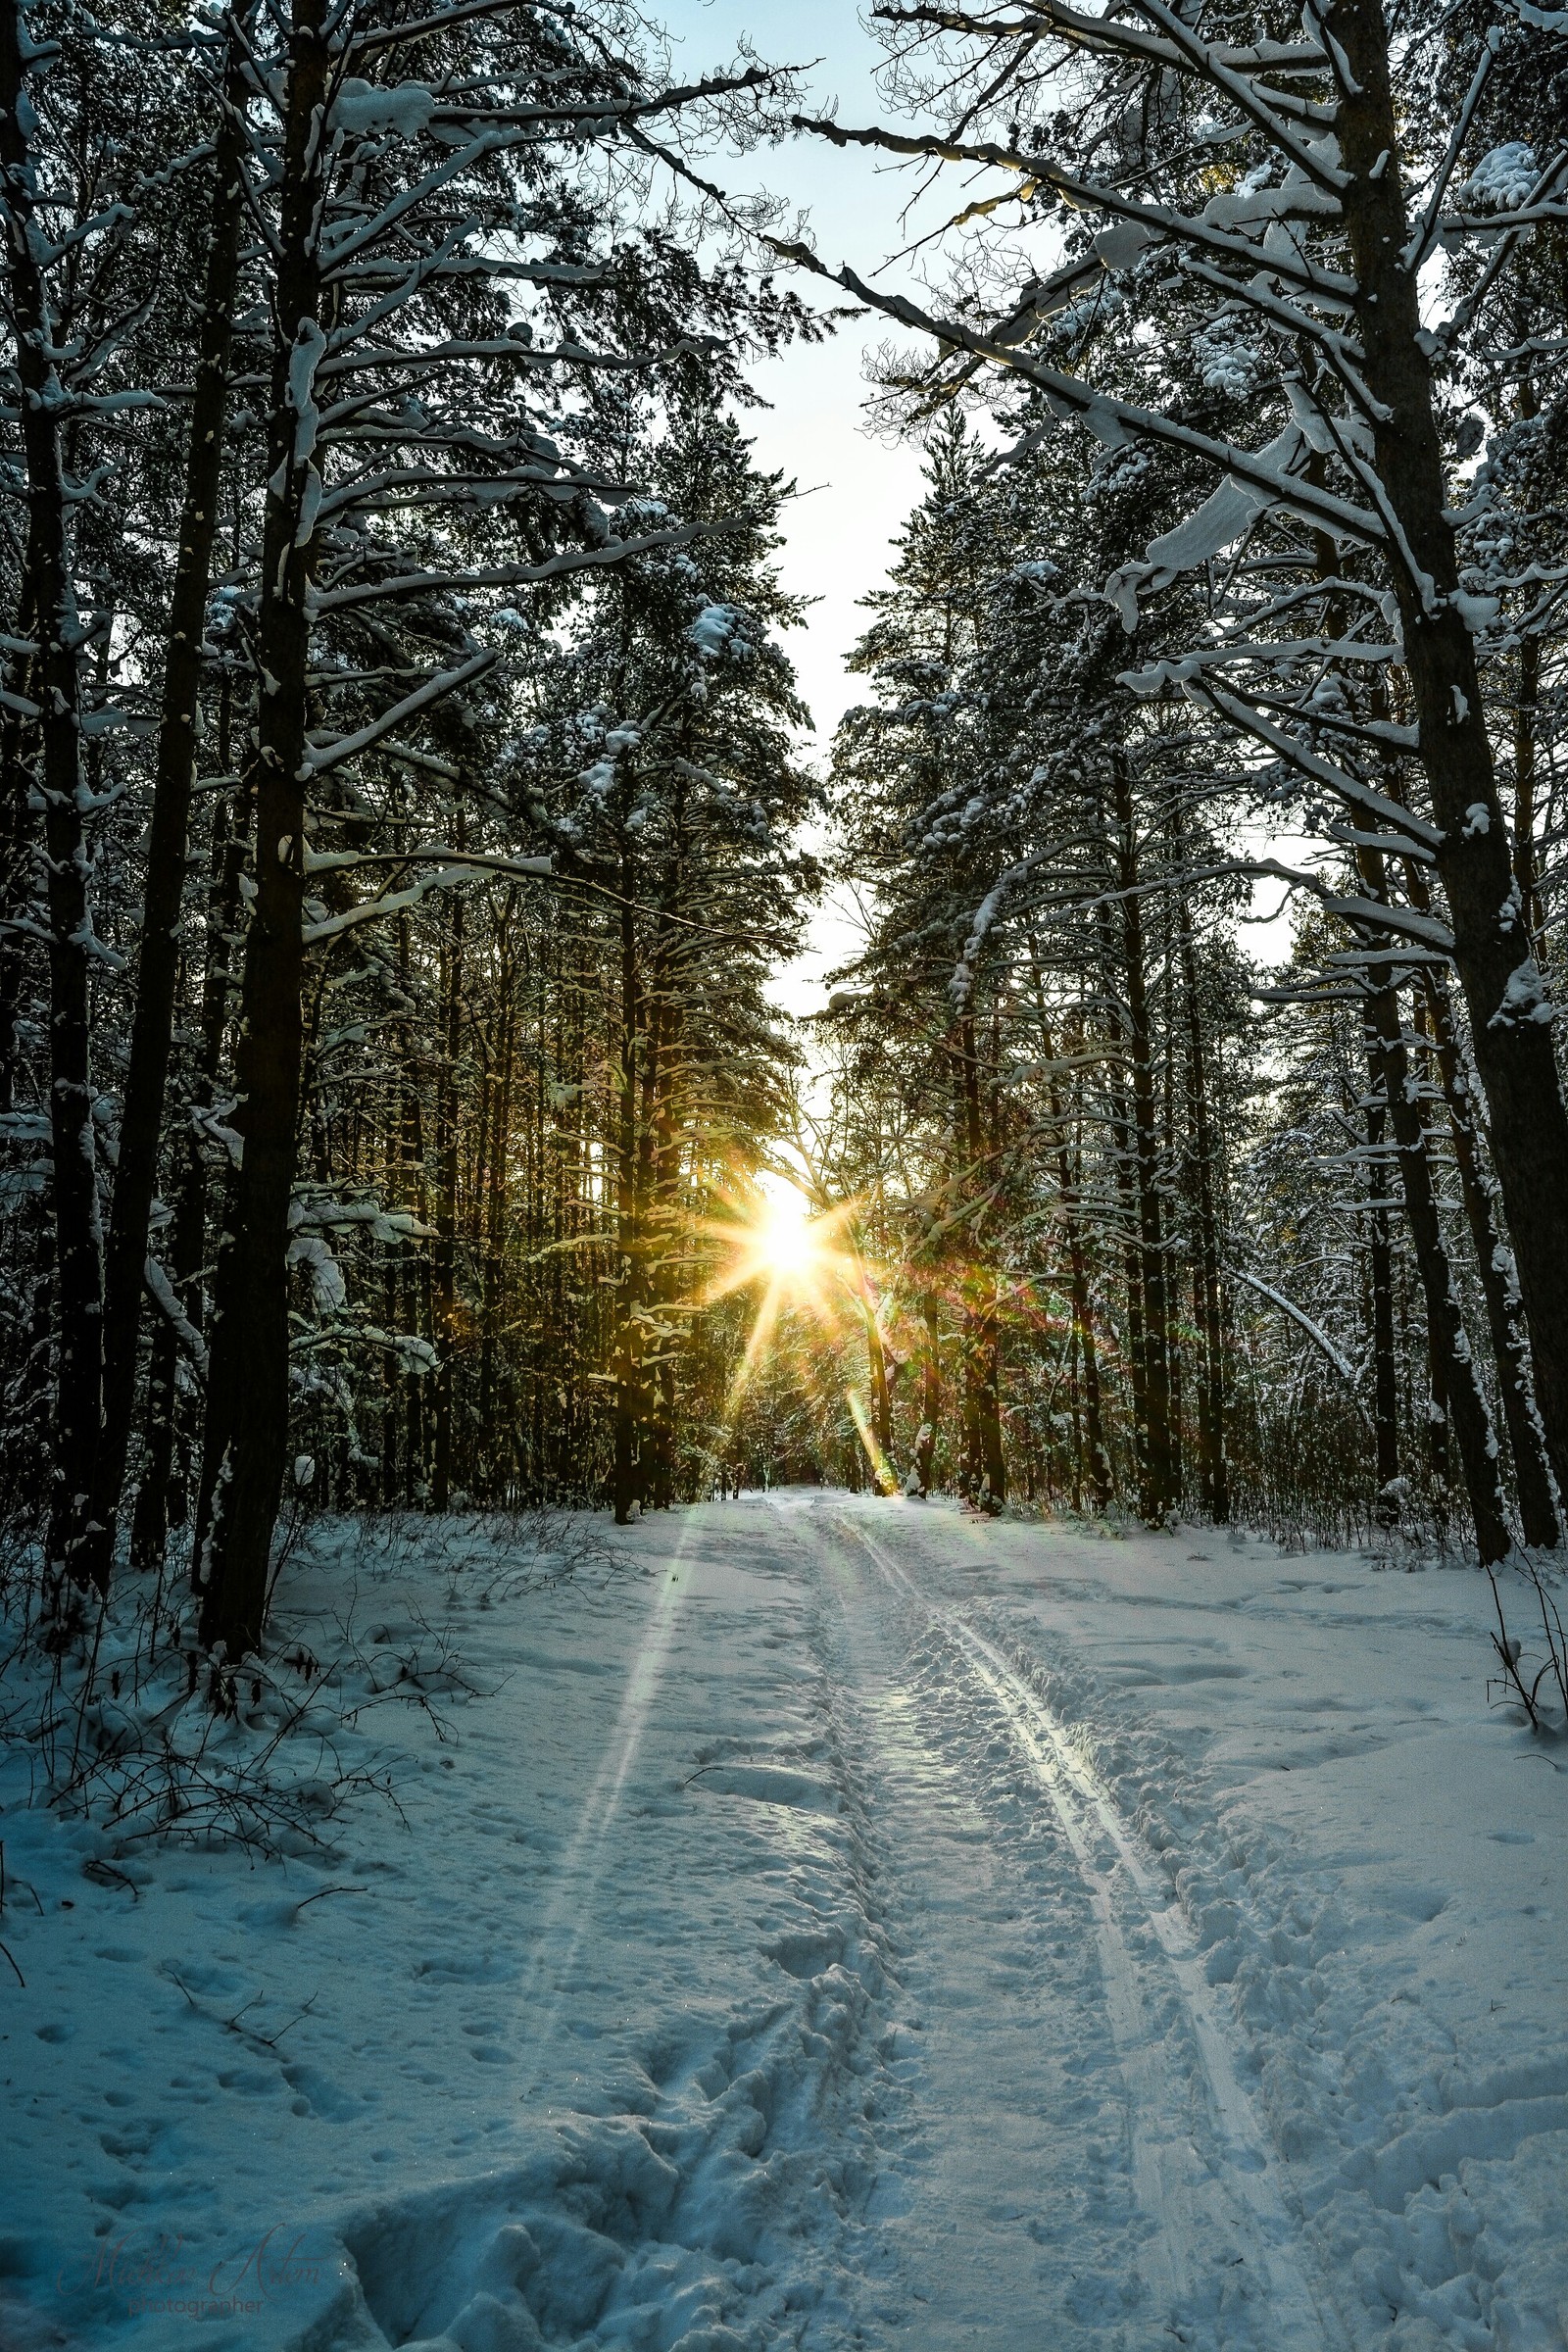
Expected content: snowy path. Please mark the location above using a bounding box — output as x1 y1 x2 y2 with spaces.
774 1494 1338 2350
781 1499 1146 2343
5 1494 1566 2351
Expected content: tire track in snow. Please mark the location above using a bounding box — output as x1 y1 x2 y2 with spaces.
832 1505 1341 2351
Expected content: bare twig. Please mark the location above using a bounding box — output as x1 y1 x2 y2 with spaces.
289 1884 367 1919
83 1858 140 1900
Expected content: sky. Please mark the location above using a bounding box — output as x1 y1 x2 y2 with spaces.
654 4 1306 1005
658 2 931 744
652 4 938 1013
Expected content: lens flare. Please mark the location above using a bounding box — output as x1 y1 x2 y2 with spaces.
707 1181 841 1307
749 1192 825 1288
700 1180 864 1414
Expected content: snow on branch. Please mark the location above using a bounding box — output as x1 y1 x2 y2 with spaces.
144 1258 210 1375
1104 0 1347 183
1227 1265 1370 1410
1153 677 1444 852
308 523 716 614
300 848 553 946
302 649 497 776
791 120 1355 304
1319 894 1454 951
766 243 1386 559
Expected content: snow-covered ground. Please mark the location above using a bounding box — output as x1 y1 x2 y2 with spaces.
2 1494 1564 2350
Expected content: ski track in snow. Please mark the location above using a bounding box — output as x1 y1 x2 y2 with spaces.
801 1499 1340 2349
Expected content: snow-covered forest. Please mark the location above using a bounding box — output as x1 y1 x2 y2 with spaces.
2 0 1567 2342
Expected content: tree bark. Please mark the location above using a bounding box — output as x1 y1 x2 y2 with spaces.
1355 849 1511 1560
1412 973 1559 1548
193 0 328 1654
644 981 687 1512
1180 923 1228 1521
0 682 30 1115
634 912 677 1510
430 888 464 1512
1041 1023 1111 1512
956 1011 1004 1507
1512 635 1544 950
612 873 645 1524
1111 755 1175 1524
915 1292 941 1495
1365 974 1508 1560
1360 1023 1401 1522
130 783 240 1570
852 1228 895 1484
477 975 514 1499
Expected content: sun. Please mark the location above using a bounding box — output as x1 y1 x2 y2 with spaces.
752 1191 822 1286
705 1178 842 1311
701 1175 879 1440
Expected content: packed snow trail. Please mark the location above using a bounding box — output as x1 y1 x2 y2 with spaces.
6 1493 1567 2350
772 1492 1340 2349
779 1495 1339 2347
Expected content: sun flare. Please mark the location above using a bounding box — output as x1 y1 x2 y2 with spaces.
704 1181 849 1322
752 1193 823 1285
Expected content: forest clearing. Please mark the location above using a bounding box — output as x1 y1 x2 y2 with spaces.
2 0 1567 2340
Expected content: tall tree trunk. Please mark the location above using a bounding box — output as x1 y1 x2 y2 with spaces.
1510 370 1544 952
1304 491 1401 1530
430 889 464 1512
477 981 514 1499
193 0 328 1654
1160 955 1186 1506
1370 735 1562 1544
129 720 248 1566
643 922 692 1515
1360 1020 1401 1522
1355 857 1510 1561
129 1298 179 1574
1109 1072 1148 1505
956 1011 1004 1507
2 10 103 1588
1512 635 1544 952
1026 938 1111 1514
1040 1020 1110 1512
915 1291 941 1496
1412 973 1559 1548
392 917 428 1501
82 14 251 1593
129 1126 212 1572
648 1059 680 1511
1066 1210 1109 1511
1366 975 1508 1559
633 918 675 1509
131 761 245 1580
1333 0 1568 1501
1180 926 1228 1521
1065 1309 1083 1511
612 876 644 1524
852 1227 895 1483
1111 757 1175 1524
0 683 30 1114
